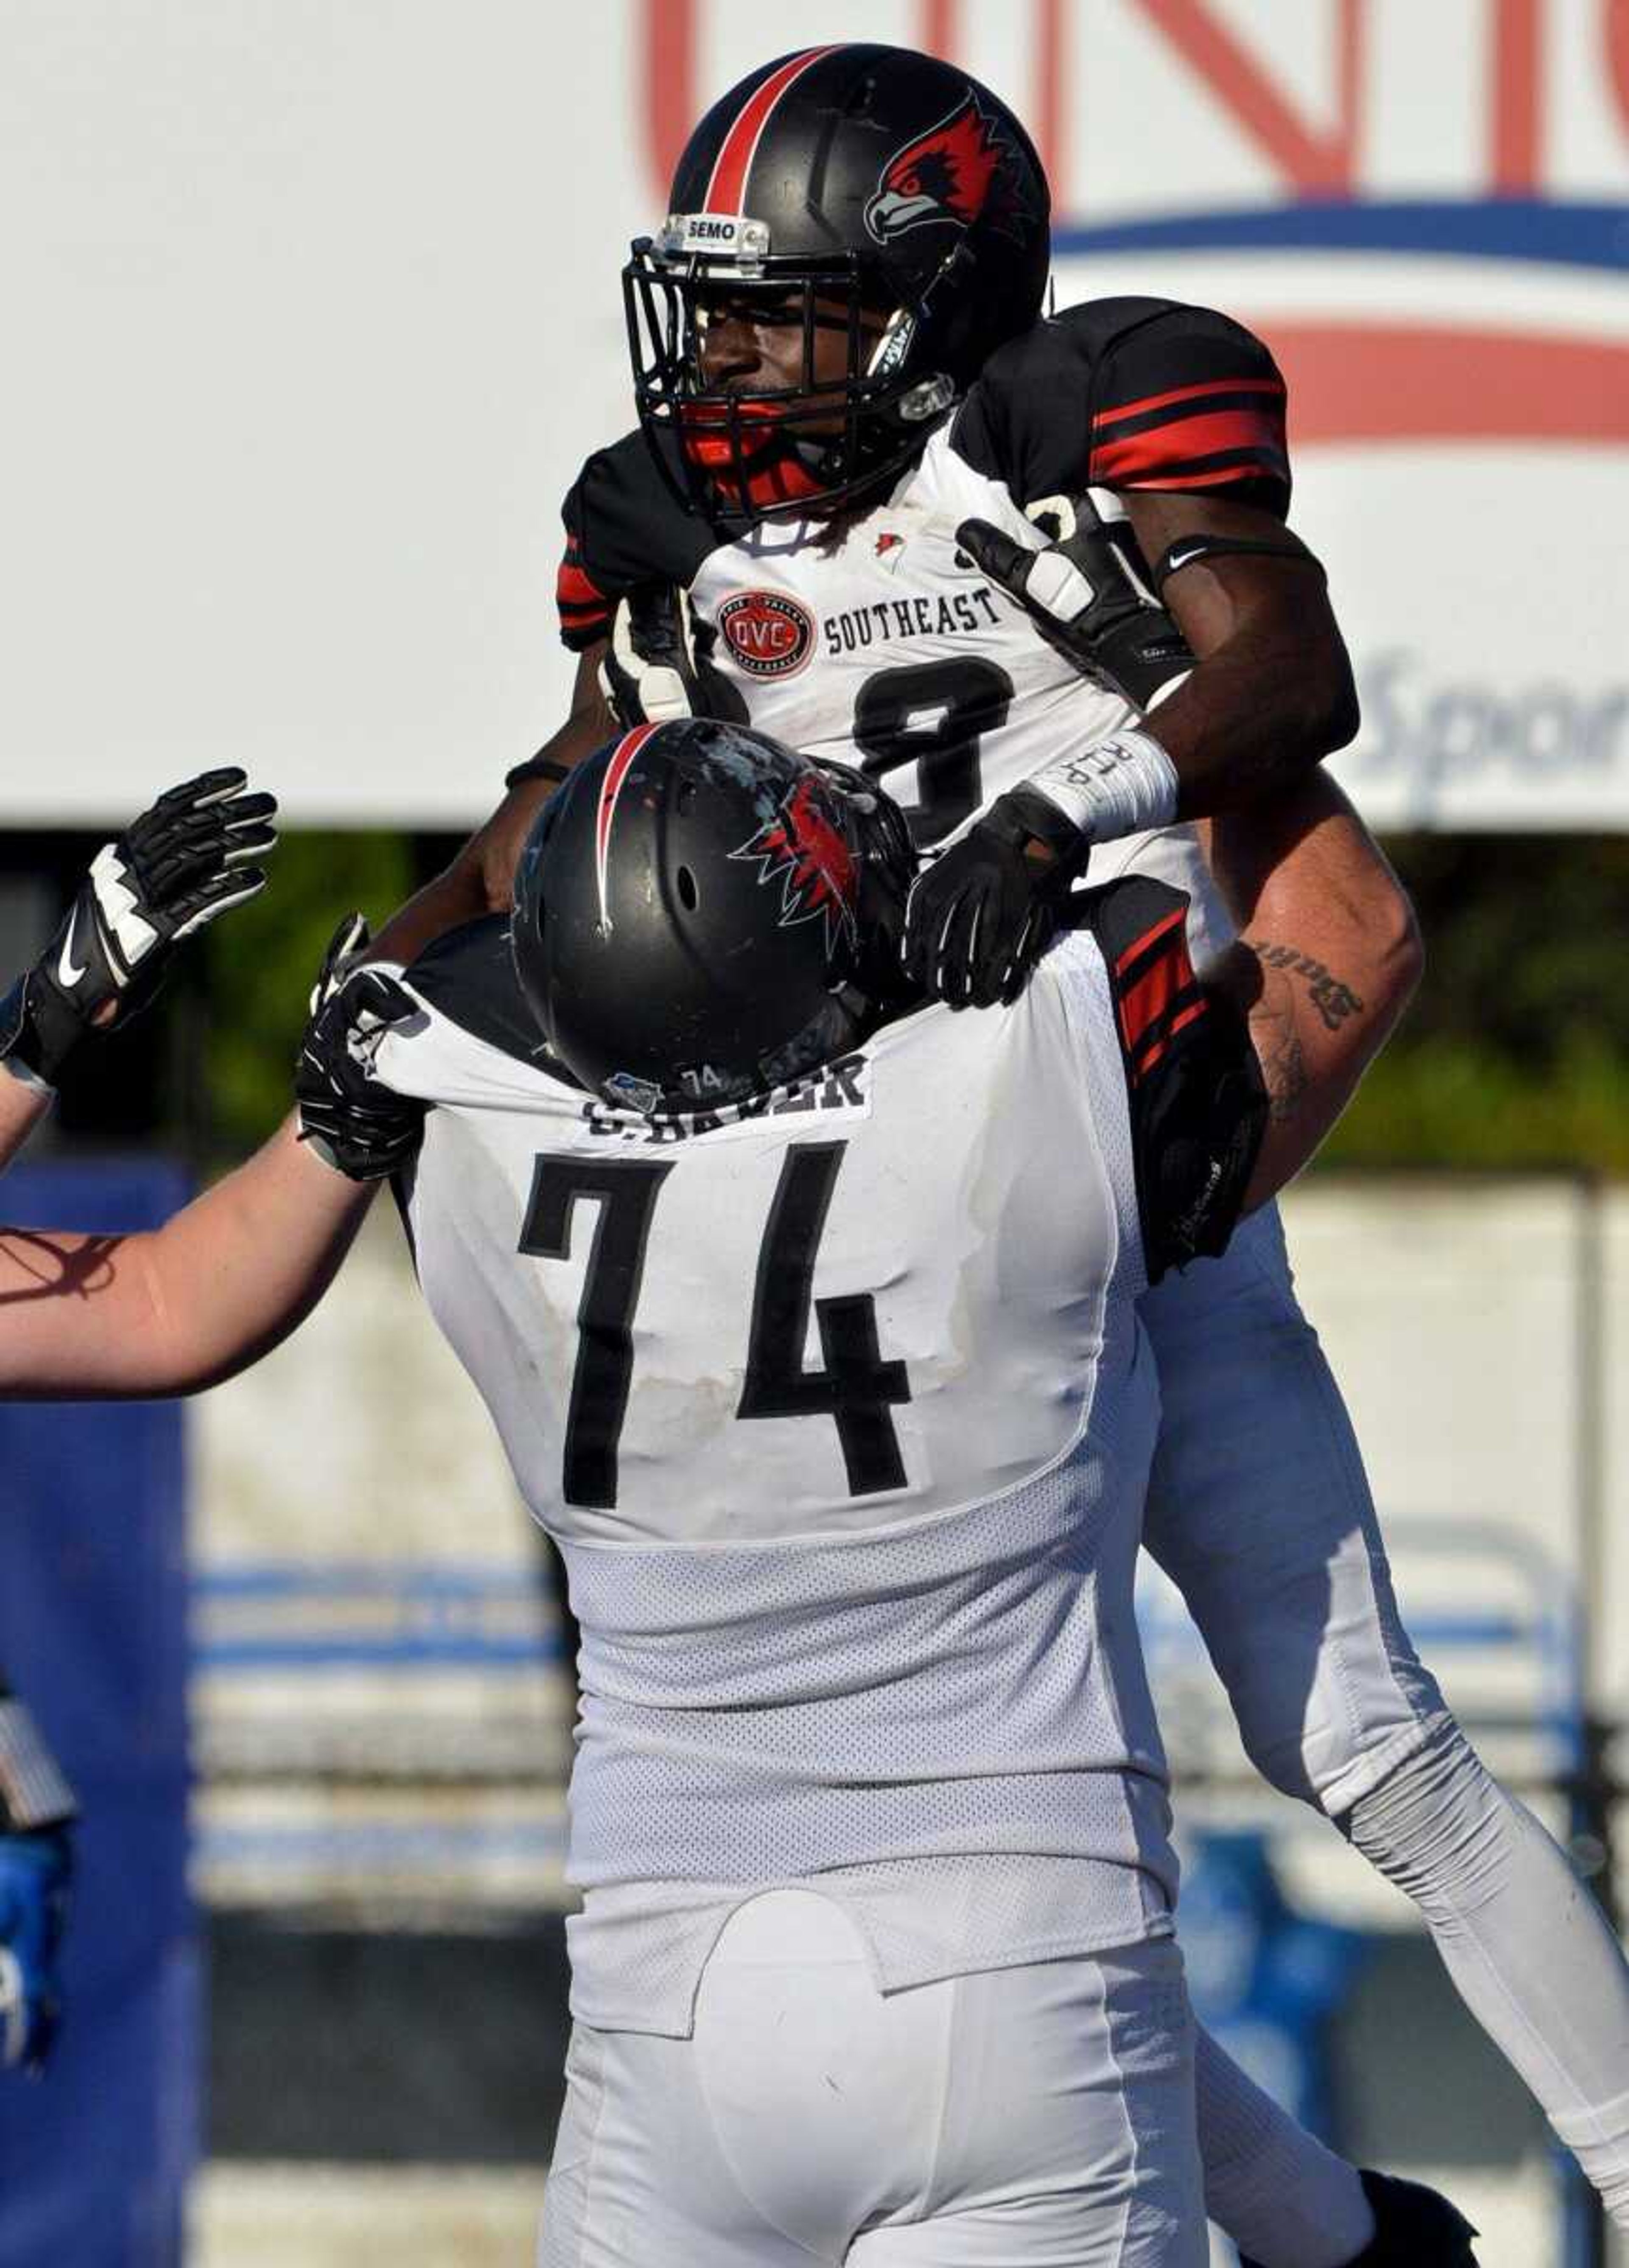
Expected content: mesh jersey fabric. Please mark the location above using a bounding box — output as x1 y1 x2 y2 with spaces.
376 923 1177 2035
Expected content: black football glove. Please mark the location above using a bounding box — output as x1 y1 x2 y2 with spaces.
902 785 1090 1010
294 917 427 1182
598 586 745 728
956 491 1193 712
0 767 277 1091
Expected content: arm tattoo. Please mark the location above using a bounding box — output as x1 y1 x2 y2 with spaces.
1245 938 1366 1033
1245 969 1310 1124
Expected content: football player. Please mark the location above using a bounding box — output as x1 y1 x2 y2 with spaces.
368 42 1629 2250
0 767 277 2069
0 721 1457 2262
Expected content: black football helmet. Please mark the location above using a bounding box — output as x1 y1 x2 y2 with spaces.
624 43 1051 519
510 719 917 1115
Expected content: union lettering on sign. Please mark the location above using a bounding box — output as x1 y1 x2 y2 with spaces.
638 0 1629 213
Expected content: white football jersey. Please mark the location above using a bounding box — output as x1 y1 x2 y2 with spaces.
547 295 1296 966
375 895 1261 2035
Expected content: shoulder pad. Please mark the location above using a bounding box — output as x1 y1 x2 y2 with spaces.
952 297 1290 518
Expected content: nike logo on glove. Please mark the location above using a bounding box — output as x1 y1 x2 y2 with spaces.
56 910 88 989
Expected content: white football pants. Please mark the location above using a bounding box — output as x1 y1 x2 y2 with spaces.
1143 1202 1629 2234
538 1889 1207 2268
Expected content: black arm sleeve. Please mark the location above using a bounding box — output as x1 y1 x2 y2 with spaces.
952 296 1291 519
1078 876 1268 1284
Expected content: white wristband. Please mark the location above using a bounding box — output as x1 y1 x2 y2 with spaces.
1026 726 1181 847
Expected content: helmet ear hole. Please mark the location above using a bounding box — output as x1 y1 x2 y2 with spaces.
676 777 698 814
676 865 699 913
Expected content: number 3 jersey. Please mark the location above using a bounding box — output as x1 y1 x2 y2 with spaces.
374 900 1265 2037
537 293 1291 953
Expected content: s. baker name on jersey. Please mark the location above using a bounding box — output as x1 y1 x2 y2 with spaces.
582 1052 870 1143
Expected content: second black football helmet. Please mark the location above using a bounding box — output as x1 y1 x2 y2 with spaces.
624 43 1051 519
511 719 917 1115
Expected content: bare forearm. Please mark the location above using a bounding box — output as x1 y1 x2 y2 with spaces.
1145 588 1358 813
0 1118 371 1398
1200 777 1421 1207
369 861 493 967
1120 496 1358 816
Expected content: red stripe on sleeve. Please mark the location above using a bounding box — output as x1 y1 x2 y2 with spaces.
1092 406 1287 487
557 561 609 608
1117 941 1193 1061
1135 997 1209 1080
1093 374 1283 431
1113 907 1186 979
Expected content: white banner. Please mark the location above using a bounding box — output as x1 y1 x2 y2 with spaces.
0 0 1625 828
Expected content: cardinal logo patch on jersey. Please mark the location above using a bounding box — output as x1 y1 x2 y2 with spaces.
717 589 816 679
731 776 858 951
865 93 1013 244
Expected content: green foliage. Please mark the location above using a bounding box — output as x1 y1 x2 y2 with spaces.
1313 833 1629 1175
1381 834 1629 1067
201 830 416 1158
1325 1033 1629 1173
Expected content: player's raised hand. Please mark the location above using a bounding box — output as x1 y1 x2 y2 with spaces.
0 767 278 1092
0 1826 72 2074
955 491 1193 713
599 585 745 730
601 586 702 726
295 917 427 1182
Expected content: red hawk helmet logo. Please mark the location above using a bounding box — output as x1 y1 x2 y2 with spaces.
865 93 1012 244
730 776 858 952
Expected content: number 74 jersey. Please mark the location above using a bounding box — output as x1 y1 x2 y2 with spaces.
373 904 1262 2032
381 915 1189 1549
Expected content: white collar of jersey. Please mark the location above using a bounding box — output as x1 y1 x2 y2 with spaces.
373 980 890 1144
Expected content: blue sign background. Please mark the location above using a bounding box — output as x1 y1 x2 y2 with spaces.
0 1161 195 2268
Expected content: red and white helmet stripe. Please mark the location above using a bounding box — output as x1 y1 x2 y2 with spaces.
595 724 660 932
702 45 843 216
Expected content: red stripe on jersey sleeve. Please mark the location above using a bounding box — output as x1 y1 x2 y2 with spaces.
557 549 611 650
558 561 608 608
1113 906 1186 980
1117 940 1195 1064
1093 374 1283 431
1136 997 1209 1079
1092 406 1288 488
